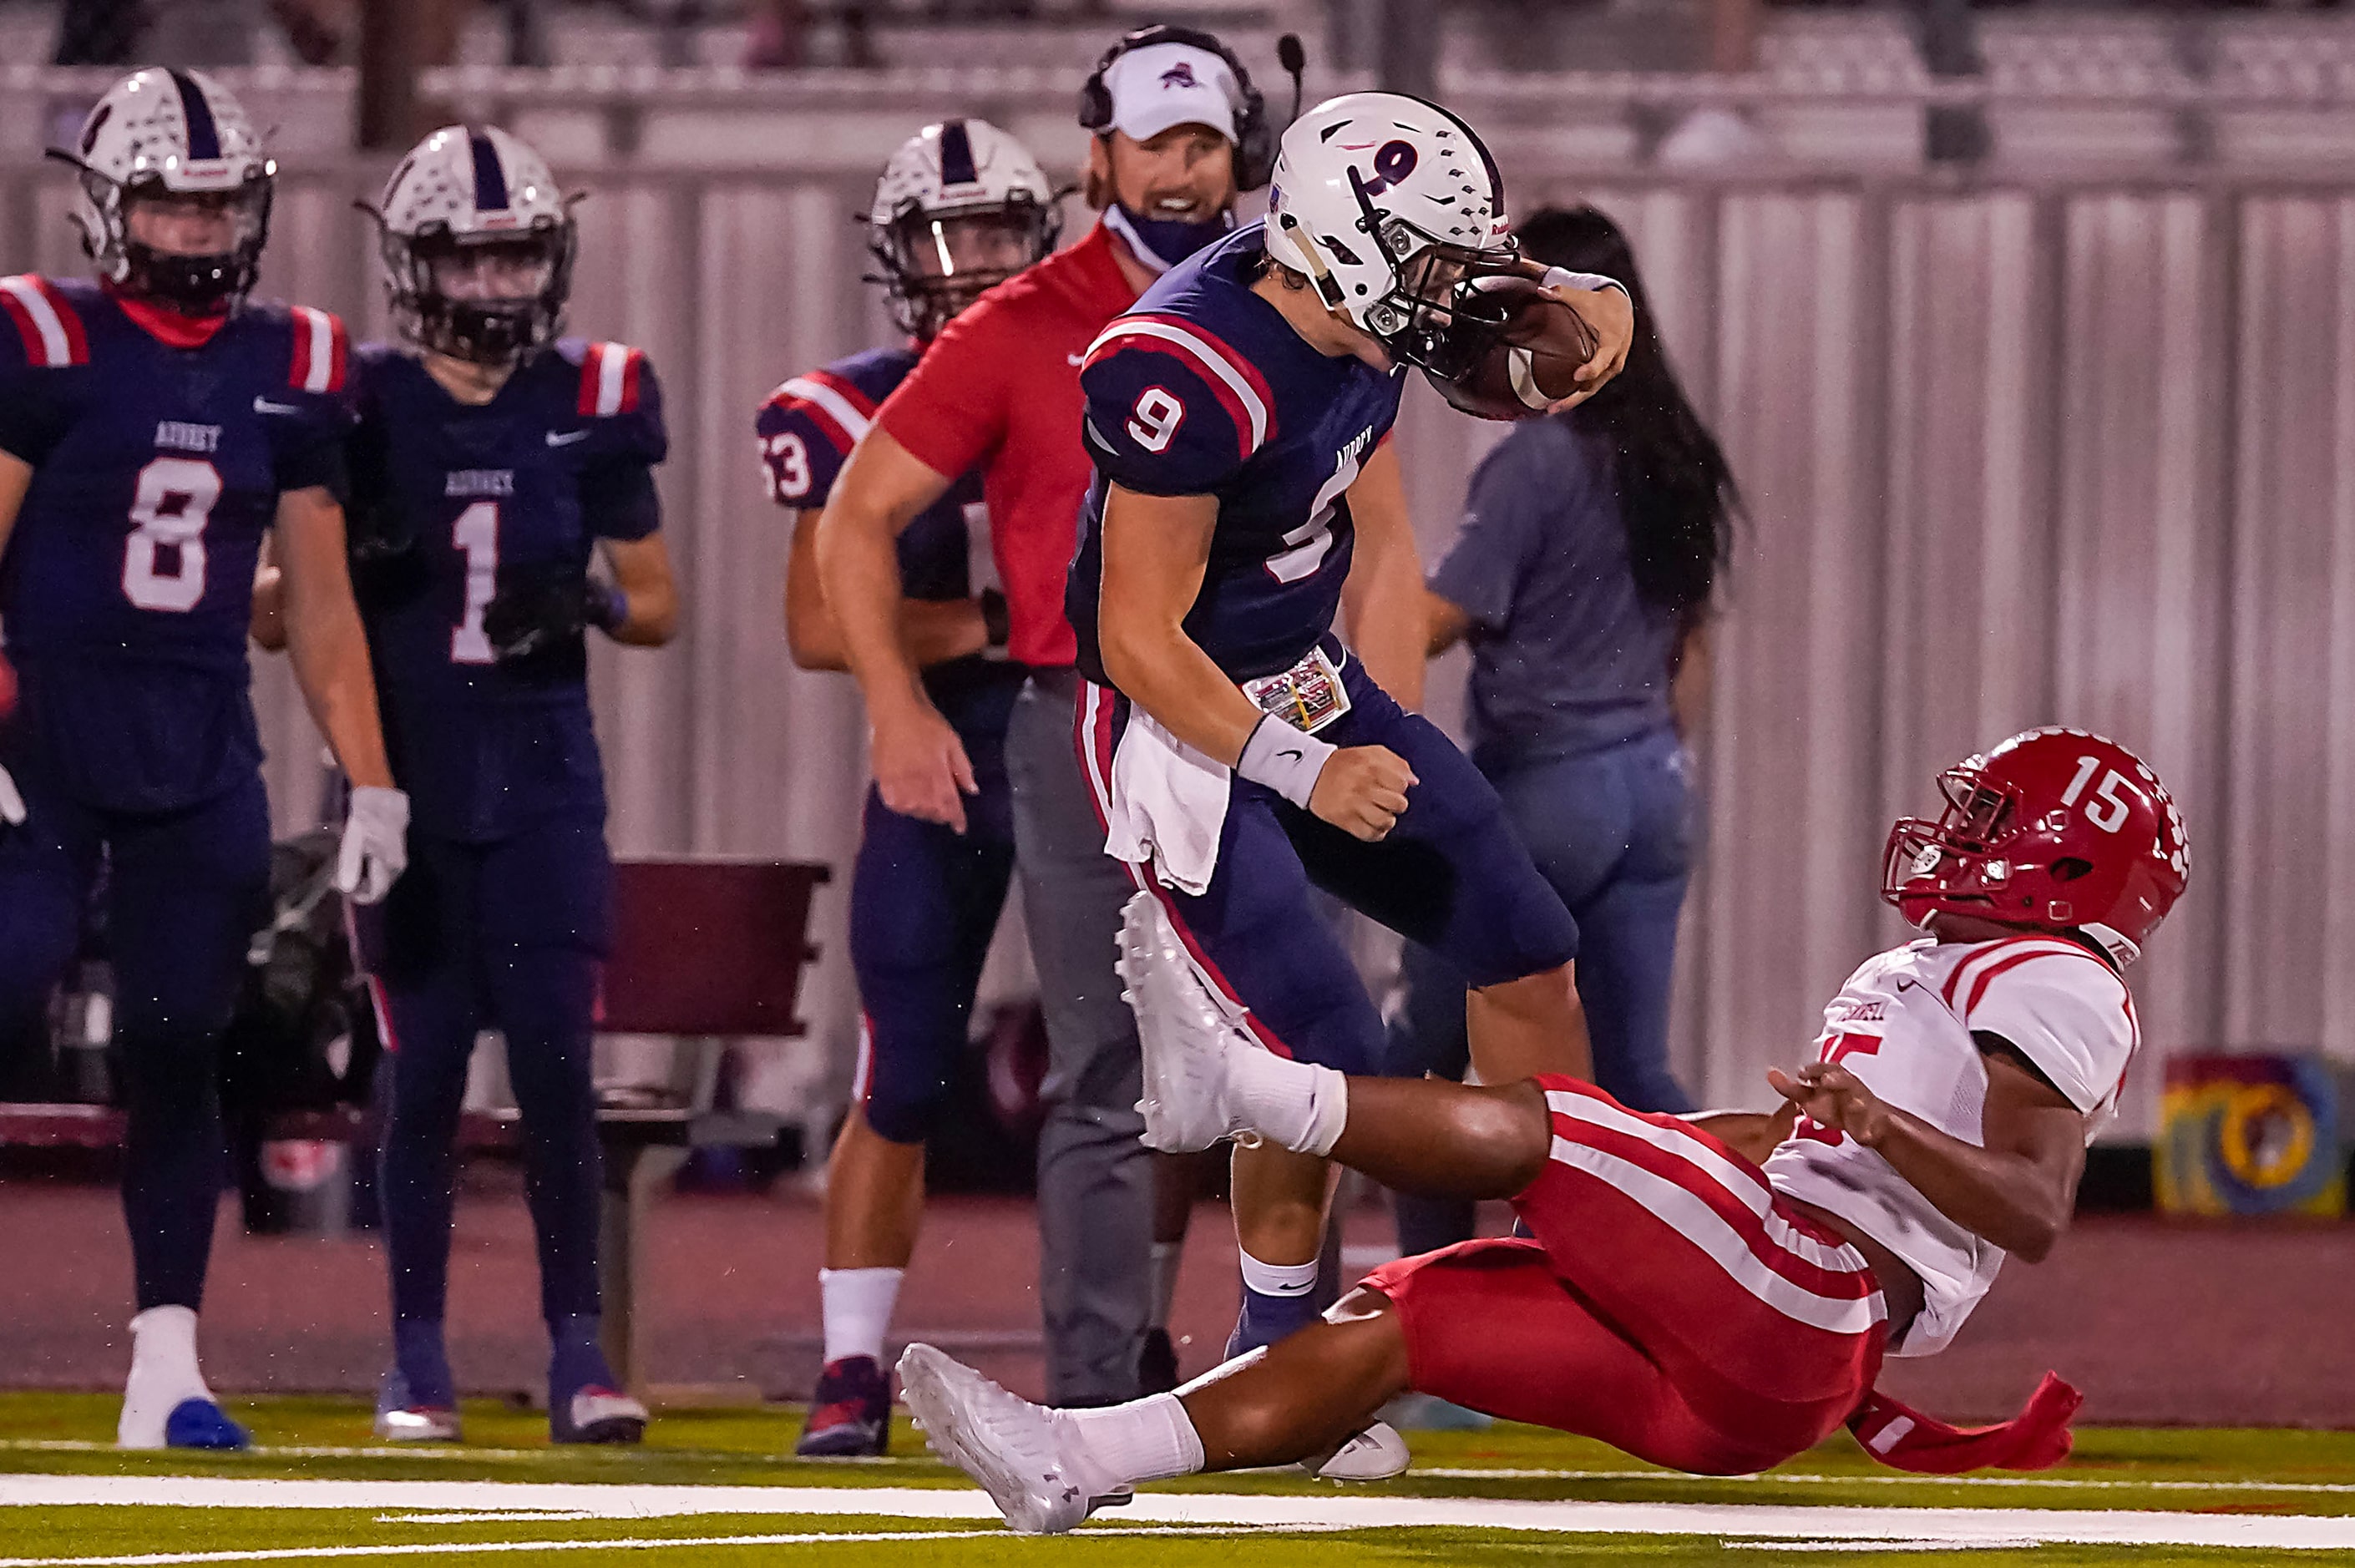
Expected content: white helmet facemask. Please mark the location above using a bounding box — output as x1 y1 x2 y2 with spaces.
867 119 1060 339
1263 92 1523 378
50 68 275 313
370 124 575 366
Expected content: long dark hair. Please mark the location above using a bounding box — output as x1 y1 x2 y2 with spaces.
1514 205 1737 617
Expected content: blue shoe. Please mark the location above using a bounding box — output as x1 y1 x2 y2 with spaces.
164 1399 250 1451
796 1355 890 1457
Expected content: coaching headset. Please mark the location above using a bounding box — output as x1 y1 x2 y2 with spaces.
1076 24 1305 193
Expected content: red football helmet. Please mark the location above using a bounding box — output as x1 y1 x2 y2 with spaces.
1882 727 2190 967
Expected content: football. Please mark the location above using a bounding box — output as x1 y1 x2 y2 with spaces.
1426 272 1601 421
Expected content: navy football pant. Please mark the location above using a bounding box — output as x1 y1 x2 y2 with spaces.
848 776 1015 1145
1080 649 1580 1075
0 771 271 1312
357 815 611 1334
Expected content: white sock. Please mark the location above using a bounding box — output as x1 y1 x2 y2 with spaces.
1148 1242 1183 1329
1058 1392 1208 1494
1238 1250 1320 1298
819 1267 904 1365
119 1307 213 1449
1227 1049 1349 1156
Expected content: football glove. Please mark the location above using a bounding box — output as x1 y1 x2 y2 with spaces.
482 569 629 664
336 785 409 905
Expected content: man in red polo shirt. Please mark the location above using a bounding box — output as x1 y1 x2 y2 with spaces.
818 27 1342 1410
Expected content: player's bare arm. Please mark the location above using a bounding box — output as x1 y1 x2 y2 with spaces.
597 533 681 647
1684 1103 1800 1166
1769 1046 2087 1262
1096 481 1416 843
782 507 984 673
814 425 978 831
1335 443 1425 710
274 486 395 792
249 535 286 653
0 446 28 556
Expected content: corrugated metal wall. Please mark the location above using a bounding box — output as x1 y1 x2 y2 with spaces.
3 159 2344 1136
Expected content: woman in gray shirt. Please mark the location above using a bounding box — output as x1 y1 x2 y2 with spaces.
1390 205 1738 1254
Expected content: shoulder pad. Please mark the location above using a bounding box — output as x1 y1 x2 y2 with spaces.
758 365 880 453
1082 312 1276 458
0 276 90 369
284 304 349 393
577 340 650 417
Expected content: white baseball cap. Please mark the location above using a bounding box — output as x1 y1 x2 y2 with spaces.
1101 42 1243 145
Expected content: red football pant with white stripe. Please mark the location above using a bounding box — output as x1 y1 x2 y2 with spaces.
1363 1077 1888 1475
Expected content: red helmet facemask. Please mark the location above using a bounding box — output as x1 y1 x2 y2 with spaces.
1882 728 2190 969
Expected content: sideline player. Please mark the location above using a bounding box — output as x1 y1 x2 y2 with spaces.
1061 91 1632 1383
901 729 2190 1529
817 25 1289 1409
342 126 679 1444
758 119 1055 1457
0 68 407 1449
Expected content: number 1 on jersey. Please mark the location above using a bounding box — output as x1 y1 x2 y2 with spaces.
451 501 499 665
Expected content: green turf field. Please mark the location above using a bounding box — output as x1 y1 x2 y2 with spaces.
0 1393 2348 1564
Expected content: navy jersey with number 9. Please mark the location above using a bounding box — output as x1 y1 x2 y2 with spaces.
347 339 666 842
0 275 350 812
1066 222 1405 686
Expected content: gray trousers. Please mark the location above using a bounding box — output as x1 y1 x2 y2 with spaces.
1007 670 1152 1407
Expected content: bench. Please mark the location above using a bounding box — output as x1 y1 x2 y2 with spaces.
0 857 830 1397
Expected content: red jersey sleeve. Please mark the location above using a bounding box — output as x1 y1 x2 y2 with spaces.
874 296 1010 481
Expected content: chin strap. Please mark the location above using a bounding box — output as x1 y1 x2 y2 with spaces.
1847 1373 2082 1474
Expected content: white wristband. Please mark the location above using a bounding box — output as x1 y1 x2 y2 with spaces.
1542 266 1628 297
1237 715 1336 809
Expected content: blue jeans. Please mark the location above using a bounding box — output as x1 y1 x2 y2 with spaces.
1386 726 1699 1256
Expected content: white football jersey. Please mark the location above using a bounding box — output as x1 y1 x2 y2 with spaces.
1760 934 2138 1358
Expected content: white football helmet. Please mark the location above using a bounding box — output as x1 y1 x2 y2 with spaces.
371 124 575 364
1263 92 1520 377
51 68 275 311
868 119 1059 339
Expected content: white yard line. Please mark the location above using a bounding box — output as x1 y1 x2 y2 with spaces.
0 1525 1335 1568
1412 1466 2355 1495
0 1475 2351 1551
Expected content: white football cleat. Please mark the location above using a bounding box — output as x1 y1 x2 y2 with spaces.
374 1405 463 1443
1305 1419 1410 1482
898 1343 1113 1535
1117 893 1248 1153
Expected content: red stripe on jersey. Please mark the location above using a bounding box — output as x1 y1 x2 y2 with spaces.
1962 949 2073 1019
770 394 856 453
324 312 348 392
1127 311 1275 433
289 306 317 389
804 367 879 418
33 278 89 364
577 345 603 416
1083 316 1275 457
1940 937 2081 1010
0 285 41 364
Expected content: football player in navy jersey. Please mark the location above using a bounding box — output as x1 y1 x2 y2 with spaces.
1066 93 1634 1406
757 119 1056 1457
0 68 407 1450
333 125 679 1445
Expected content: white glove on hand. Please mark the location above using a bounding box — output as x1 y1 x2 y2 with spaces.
337 785 410 905
0 761 23 827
